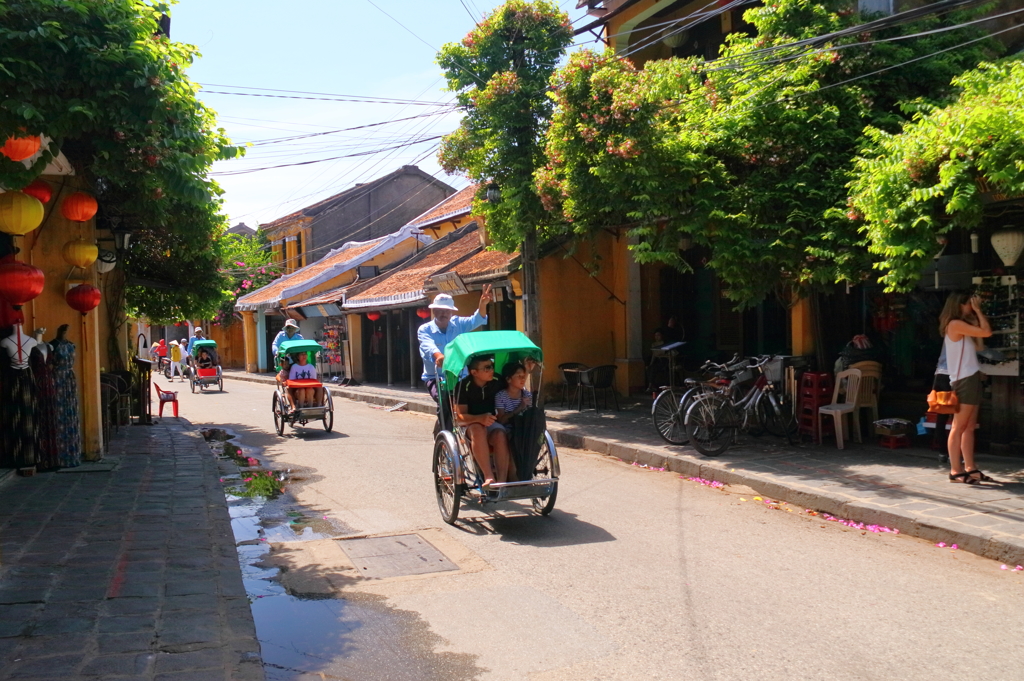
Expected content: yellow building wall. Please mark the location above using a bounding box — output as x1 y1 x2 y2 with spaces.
423 213 475 240
207 321 245 369
346 313 364 382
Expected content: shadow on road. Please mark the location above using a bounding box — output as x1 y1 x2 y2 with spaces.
455 509 616 548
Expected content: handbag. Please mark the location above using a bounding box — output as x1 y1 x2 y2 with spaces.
926 340 964 415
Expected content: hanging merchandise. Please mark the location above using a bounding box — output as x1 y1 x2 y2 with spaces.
95 249 117 273
0 325 39 470
1 133 41 162
0 190 45 236
50 324 82 468
22 179 52 204
62 238 99 269
60 191 98 222
0 256 45 310
66 284 102 314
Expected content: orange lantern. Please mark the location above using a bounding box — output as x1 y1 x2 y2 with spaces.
366 311 381 321
61 191 98 222
22 179 52 204
66 284 102 315
1 134 41 162
62 238 99 269
0 191 45 236
0 257 45 310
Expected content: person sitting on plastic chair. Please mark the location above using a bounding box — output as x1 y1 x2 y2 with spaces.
288 352 319 408
454 355 515 489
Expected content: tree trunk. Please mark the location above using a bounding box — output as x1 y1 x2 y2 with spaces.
522 226 541 346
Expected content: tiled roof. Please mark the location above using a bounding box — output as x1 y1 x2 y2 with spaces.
408 184 476 229
286 285 348 309
344 226 482 308
448 248 515 280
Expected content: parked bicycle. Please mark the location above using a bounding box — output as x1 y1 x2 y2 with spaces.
684 355 796 456
651 354 746 445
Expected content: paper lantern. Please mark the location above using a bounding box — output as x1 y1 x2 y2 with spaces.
22 179 52 204
1 134 41 162
991 229 1024 268
66 284 101 315
416 307 431 319
62 238 99 269
95 249 117 274
366 311 381 321
0 191 44 236
0 257 44 309
60 191 98 222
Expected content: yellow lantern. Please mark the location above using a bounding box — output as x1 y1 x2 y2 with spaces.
0 191 44 236
62 238 99 269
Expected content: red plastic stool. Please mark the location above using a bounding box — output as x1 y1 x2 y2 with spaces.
153 383 179 417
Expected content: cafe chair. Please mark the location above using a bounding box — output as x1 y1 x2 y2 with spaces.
817 368 862 449
580 365 620 412
558 362 589 407
153 383 179 418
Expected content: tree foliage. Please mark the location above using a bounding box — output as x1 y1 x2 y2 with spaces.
849 58 1024 290
540 0 997 305
0 0 243 321
437 0 573 252
213 230 281 327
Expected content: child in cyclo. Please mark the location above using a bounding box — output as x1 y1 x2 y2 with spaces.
276 355 293 410
288 351 319 408
454 355 515 488
496 362 532 425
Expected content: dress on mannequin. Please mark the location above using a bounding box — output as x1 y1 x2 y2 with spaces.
1 326 38 469
31 327 60 470
50 324 82 468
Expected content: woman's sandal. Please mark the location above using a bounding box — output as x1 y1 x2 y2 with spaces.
965 469 994 483
949 472 978 484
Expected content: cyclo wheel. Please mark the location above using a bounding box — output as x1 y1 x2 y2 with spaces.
532 434 558 516
434 436 461 525
652 388 688 445
685 393 735 457
758 392 797 443
272 392 286 436
322 391 334 433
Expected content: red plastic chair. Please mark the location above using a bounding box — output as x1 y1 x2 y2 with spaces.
153 383 179 417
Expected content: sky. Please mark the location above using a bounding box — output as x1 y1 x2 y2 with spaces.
171 0 595 229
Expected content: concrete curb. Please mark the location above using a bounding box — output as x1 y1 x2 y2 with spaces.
222 372 1024 566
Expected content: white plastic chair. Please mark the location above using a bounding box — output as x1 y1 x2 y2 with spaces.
817 368 862 449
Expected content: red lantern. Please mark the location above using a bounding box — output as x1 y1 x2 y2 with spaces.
416 307 431 319
66 284 102 315
22 179 52 204
366 311 381 321
1 134 41 162
61 191 98 222
0 256 45 310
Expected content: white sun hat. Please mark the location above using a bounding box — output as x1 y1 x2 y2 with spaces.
428 293 459 311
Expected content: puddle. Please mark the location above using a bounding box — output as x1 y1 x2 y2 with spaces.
204 427 483 681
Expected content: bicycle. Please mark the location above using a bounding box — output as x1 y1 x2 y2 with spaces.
684 355 796 456
651 354 745 445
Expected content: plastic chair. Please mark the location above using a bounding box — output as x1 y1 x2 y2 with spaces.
153 383 179 418
817 368 862 449
580 365 620 411
558 362 589 406
849 360 882 425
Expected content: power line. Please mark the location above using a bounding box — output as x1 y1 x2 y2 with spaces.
201 90 455 106
199 83 452 105
245 111 456 146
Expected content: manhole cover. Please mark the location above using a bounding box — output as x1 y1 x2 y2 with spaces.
338 534 458 579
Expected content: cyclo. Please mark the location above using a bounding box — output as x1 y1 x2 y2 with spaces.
188 339 224 392
271 339 335 435
432 331 560 525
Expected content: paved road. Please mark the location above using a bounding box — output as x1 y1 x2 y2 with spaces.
177 379 1024 681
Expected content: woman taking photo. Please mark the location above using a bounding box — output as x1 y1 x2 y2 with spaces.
940 292 992 484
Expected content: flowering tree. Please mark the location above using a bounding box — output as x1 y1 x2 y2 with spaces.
214 231 281 327
849 58 1024 290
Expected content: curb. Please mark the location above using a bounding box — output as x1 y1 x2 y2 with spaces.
221 372 1024 566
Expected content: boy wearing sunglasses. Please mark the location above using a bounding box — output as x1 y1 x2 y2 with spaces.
455 355 515 488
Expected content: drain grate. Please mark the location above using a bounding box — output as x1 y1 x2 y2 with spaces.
338 534 458 579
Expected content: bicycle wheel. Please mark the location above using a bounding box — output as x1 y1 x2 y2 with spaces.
685 393 735 457
652 388 688 445
758 392 797 443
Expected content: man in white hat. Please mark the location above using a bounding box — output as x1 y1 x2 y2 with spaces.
271 318 304 357
418 284 493 401
186 326 205 356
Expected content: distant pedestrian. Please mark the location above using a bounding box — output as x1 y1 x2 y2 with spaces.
186 327 206 355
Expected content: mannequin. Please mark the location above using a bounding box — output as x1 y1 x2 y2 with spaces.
50 324 82 468
1 323 38 470
31 327 59 470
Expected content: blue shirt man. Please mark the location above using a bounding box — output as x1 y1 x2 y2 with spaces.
271 319 304 356
186 327 205 355
418 286 493 399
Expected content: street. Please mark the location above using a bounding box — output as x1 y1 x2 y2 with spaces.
179 379 1024 681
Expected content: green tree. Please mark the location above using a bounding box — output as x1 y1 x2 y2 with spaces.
438 0 574 339
540 0 997 306
213 230 281 327
849 58 1024 290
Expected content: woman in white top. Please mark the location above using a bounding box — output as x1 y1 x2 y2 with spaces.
939 292 991 484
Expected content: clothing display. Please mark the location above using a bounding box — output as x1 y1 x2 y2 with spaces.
51 336 82 468
1 327 38 469
31 343 60 470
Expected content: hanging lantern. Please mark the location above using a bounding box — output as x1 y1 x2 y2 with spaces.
416 307 431 319
0 191 45 236
366 311 381 321
991 229 1024 268
62 238 99 269
22 179 52 204
95 248 117 274
0 257 45 309
1 134 41 162
65 284 102 315
60 191 98 222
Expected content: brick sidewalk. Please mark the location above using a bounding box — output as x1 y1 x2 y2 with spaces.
0 421 263 681
223 370 1024 565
